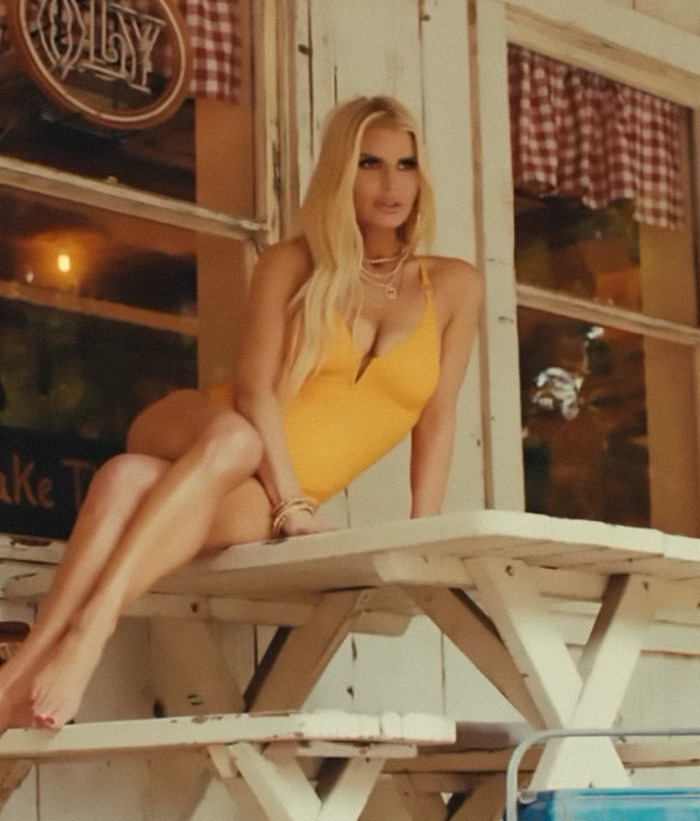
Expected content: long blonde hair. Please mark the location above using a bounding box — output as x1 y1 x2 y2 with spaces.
281 95 436 397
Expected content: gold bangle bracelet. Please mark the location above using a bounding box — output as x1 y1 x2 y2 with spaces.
271 497 318 538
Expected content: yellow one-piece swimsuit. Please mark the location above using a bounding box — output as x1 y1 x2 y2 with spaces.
282 260 440 502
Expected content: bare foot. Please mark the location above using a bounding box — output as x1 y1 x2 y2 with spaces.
31 626 106 729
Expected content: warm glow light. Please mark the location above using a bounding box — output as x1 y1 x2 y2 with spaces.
57 253 71 273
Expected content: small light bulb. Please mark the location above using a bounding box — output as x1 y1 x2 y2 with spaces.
57 253 71 273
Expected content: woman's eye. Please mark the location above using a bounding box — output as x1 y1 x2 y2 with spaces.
358 155 379 168
399 157 418 170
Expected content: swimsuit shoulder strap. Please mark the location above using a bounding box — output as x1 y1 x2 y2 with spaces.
418 258 430 288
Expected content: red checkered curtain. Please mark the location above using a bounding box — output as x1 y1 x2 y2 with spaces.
508 44 684 229
184 0 242 102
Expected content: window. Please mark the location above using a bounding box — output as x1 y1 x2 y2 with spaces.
472 0 700 536
0 0 276 539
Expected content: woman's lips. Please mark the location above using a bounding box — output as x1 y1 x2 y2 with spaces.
375 199 403 212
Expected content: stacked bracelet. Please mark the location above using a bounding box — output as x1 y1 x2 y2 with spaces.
271 497 318 537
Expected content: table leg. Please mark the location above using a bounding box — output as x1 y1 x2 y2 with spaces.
245 589 375 712
209 741 387 821
466 557 657 788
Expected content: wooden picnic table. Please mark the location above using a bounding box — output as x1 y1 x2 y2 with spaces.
4 509 700 809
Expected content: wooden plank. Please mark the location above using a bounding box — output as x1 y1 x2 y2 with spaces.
517 284 700 348
208 744 269 821
450 773 506 821
229 742 321 821
149 618 245 716
466 556 583 726
419 0 484 515
0 711 456 760
7 511 700 599
0 760 33 814
404 586 543 727
0 155 266 240
530 575 657 788
471 0 525 510
315 757 385 821
505 0 700 105
246 589 377 712
392 772 448 821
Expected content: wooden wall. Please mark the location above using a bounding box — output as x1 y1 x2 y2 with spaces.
5 1 700 818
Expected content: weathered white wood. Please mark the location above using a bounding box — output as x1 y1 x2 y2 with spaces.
404 586 542 727
465 557 628 787
7 510 700 614
247 589 376 711
471 0 525 511
517 284 700 348
505 0 700 105
0 761 33 814
0 712 455 760
207 744 269 821
149 618 245 716
634 0 700 34
415 0 485 517
391 772 448 821
293 0 314 202
530 575 657 787
450 773 506 821
229 743 320 821
0 156 265 241
315 757 385 821
466 556 583 726
326 0 422 107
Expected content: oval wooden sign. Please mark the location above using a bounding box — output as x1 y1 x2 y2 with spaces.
8 0 192 129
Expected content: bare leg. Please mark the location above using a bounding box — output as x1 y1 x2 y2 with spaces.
31 403 265 727
0 453 168 729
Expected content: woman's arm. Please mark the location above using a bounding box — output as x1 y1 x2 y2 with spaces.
234 239 330 535
410 258 483 517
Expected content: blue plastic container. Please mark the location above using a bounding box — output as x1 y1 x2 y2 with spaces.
518 788 700 820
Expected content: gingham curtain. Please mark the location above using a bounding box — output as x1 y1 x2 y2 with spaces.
184 0 241 102
0 0 242 103
508 44 684 229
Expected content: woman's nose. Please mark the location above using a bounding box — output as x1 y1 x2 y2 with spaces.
381 166 396 191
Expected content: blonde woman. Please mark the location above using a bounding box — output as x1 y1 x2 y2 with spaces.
0 95 483 731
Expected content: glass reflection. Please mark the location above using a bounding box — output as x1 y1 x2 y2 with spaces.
519 307 649 527
0 186 196 314
515 196 641 310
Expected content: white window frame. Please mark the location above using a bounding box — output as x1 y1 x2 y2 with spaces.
472 0 700 519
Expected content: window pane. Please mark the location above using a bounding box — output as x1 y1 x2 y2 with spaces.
0 300 196 439
0 69 194 201
0 299 196 538
0 187 203 538
519 306 649 527
515 196 641 311
0 186 196 315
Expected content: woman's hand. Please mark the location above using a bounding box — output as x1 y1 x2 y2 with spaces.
277 508 337 537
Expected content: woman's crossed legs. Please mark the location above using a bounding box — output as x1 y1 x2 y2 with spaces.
0 389 271 731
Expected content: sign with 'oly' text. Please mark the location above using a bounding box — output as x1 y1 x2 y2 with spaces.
8 0 192 129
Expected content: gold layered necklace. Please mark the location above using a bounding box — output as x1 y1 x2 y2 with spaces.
360 247 409 300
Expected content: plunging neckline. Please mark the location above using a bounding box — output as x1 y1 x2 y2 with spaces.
337 291 432 384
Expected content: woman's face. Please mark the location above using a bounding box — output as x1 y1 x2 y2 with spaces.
352 125 420 234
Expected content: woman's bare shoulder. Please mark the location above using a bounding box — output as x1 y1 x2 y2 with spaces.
256 236 313 280
422 254 482 300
